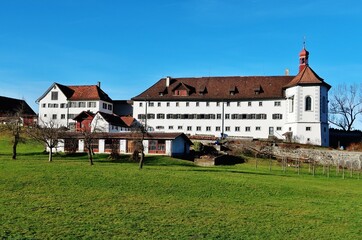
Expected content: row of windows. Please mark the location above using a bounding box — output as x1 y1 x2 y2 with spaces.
155 125 284 132
43 113 78 119
42 102 98 108
140 101 282 108
138 113 283 120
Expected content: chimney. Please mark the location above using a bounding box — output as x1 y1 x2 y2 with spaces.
285 68 289 76
97 81 101 88
166 76 171 87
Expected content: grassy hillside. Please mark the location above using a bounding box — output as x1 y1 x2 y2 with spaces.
1 135 362 239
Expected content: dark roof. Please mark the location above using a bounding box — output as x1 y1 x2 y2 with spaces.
0 96 36 116
132 76 295 101
37 83 113 102
73 111 95 121
284 65 331 89
97 112 129 128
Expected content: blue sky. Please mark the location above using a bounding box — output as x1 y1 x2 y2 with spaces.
1 0 362 128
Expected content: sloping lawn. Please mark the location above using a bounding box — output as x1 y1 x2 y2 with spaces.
1 135 362 239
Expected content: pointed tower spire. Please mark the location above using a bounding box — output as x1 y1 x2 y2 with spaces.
299 38 309 72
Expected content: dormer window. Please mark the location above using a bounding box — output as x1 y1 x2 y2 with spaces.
174 90 188 96
254 85 263 95
229 86 238 95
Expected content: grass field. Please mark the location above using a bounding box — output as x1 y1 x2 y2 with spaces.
1 135 362 239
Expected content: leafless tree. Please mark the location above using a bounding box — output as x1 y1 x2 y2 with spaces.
130 122 146 169
0 107 25 159
329 83 362 131
78 115 106 165
26 120 65 162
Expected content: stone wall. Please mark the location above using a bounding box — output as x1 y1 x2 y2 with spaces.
272 147 362 169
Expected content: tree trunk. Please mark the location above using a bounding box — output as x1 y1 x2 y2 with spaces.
48 147 53 162
139 151 145 169
12 138 18 160
87 147 94 165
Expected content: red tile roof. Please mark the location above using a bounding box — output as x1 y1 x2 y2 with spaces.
120 116 136 127
284 65 331 89
38 83 113 102
132 76 295 101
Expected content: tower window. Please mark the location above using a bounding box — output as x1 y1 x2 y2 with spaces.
305 96 312 111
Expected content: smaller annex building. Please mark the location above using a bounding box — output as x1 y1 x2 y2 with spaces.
55 132 193 157
0 96 37 126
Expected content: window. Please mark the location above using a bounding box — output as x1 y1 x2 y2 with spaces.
216 126 221 131
226 102 230 107
60 103 67 108
68 114 76 119
44 114 47 117
256 126 261 131
78 102 86 108
274 101 281 106
248 102 252 106
206 102 210 107
157 102 161 107
289 127 292 131
169 126 173 130
186 102 189 107
147 114 155 119
306 127 311 131
148 102 154 107
187 126 192 131
196 102 199 107
272 114 283 119
51 91 58 100
61 114 65 119
259 102 262 106
176 102 179 107
103 103 107 109
245 126 251 132
276 127 282 131
217 114 221 119
225 114 230 119
157 114 165 119
206 126 211 131
138 114 146 119
216 102 220 106
237 102 241 107
156 126 164 130
231 114 238 119
235 126 240 132
225 126 230 131
42 103 46 108
108 104 112 110
178 126 183 130
289 96 294 113
139 102 143 107
88 102 96 108
166 102 170 107
196 126 201 131
52 114 57 120
305 96 312 111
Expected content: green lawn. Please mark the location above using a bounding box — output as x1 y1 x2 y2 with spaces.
1 136 362 239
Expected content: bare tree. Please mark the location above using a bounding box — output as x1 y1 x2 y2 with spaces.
78 114 106 165
329 83 362 131
130 122 146 169
0 108 24 160
26 120 65 162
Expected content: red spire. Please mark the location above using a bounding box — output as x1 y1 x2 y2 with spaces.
299 43 309 72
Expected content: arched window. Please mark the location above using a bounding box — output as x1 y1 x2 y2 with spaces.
305 96 312 111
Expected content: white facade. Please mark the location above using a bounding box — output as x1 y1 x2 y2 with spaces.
91 112 131 133
132 48 331 146
37 83 113 129
133 99 287 139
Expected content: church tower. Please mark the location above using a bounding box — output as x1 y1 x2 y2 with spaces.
299 45 309 72
284 46 331 146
